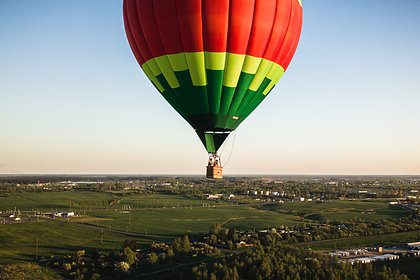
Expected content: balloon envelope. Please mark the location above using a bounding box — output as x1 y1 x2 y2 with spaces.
123 0 303 153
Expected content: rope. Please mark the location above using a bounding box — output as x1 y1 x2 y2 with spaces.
222 130 236 168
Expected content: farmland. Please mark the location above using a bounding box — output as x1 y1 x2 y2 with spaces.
299 229 420 250
0 191 308 263
0 188 416 265
258 200 409 223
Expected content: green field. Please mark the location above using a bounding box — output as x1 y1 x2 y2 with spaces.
0 192 226 212
259 200 408 222
0 192 305 263
87 206 304 236
298 230 420 250
0 191 415 264
0 220 132 264
0 191 112 211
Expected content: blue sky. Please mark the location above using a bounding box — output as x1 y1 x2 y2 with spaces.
1 0 419 175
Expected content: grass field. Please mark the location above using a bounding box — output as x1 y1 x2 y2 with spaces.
0 191 415 264
0 220 134 264
0 192 226 212
0 192 305 263
87 206 304 236
299 230 420 250
0 191 113 211
258 200 409 222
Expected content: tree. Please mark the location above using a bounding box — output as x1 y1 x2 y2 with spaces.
122 246 137 266
123 239 138 251
172 237 182 254
0 264 61 280
209 223 222 236
148 252 158 265
115 262 130 272
181 235 191 254
167 247 174 258
227 228 238 242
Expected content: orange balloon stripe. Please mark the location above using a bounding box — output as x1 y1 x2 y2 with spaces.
203 0 229 52
246 0 277 58
284 5 303 69
125 0 154 62
275 0 302 67
123 1 145 64
264 0 292 62
153 0 185 55
226 0 255 54
137 0 167 58
176 0 204 53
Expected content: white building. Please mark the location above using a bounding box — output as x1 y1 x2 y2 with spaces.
206 194 222 200
372 254 399 261
353 257 375 264
408 242 420 250
330 251 350 258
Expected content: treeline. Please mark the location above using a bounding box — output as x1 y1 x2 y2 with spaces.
192 242 408 280
272 217 420 244
42 236 219 279
41 220 416 280
1 176 419 201
163 179 420 201
0 263 61 280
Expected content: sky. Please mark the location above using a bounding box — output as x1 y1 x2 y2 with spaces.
0 0 420 175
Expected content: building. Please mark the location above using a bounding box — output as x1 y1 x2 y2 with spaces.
352 257 375 264
372 254 399 261
407 242 420 250
63 212 75 217
206 194 223 200
330 251 350 258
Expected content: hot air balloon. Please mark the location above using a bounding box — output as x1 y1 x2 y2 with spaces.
123 0 303 178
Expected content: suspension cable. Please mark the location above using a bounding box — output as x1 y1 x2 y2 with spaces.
222 130 236 168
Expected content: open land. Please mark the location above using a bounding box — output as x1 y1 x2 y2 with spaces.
0 175 419 279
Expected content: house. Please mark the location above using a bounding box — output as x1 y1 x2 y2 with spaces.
409 250 420 256
407 242 420 250
206 194 223 200
62 212 75 217
330 251 350 258
372 254 399 261
348 249 367 255
353 257 375 264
